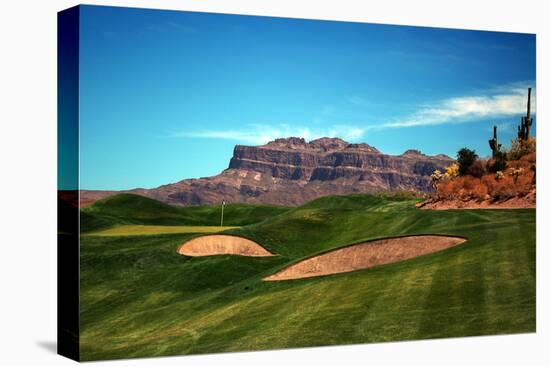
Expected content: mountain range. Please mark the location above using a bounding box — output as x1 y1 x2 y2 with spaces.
80 137 454 207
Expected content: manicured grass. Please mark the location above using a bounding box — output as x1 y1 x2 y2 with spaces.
79 194 535 360
80 193 290 233
84 225 239 237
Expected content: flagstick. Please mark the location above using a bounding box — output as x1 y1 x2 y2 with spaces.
220 200 225 227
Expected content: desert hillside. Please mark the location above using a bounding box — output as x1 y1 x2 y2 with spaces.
419 139 535 210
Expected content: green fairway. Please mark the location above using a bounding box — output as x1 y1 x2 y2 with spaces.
79 193 535 360
85 225 239 237
80 193 291 233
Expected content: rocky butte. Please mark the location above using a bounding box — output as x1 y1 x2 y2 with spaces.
80 137 454 207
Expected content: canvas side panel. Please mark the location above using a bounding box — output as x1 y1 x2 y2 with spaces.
57 5 80 362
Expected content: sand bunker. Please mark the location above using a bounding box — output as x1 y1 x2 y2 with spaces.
178 235 274 257
264 235 466 281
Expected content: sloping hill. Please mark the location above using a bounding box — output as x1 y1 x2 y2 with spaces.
80 193 290 232
79 193 535 360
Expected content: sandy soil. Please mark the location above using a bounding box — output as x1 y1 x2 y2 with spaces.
178 235 274 257
417 190 535 210
264 235 466 281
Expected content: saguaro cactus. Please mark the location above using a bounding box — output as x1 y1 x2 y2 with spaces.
517 88 533 141
488 125 501 158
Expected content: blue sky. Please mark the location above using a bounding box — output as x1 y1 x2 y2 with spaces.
78 5 536 190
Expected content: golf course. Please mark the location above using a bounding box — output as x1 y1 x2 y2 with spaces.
79 193 535 360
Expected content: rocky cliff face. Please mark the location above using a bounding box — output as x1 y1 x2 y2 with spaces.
81 137 454 207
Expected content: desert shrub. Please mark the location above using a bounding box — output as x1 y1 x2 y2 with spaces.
482 175 497 194
515 173 533 195
437 175 486 200
468 159 486 178
509 167 524 184
430 170 444 190
450 176 466 197
457 148 478 175
461 176 478 192
507 166 534 195
437 150 535 201
487 151 507 173
458 176 486 200
508 158 532 171
471 182 488 200
508 138 536 161
436 179 458 199
488 175 516 200
444 163 459 179
520 151 536 164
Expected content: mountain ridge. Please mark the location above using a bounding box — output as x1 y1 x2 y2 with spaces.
80 137 454 206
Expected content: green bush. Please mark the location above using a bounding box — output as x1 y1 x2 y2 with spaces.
457 148 478 175
487 151 507 173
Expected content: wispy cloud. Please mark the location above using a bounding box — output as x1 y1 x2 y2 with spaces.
174 123 367 145
379 85 535 129
175 83 535 145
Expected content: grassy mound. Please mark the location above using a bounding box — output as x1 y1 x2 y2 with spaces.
84 225 239 237
79 193 535 360
80 193 290 232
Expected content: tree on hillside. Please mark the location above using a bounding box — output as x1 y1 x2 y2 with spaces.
487 150 507 173
456 148 478 176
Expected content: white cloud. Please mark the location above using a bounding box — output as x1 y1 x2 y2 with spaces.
175 83 535 144
175 123 367 145
379 85 535 129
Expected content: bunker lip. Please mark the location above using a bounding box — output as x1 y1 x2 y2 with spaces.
178 234 274 257
264 234 467 281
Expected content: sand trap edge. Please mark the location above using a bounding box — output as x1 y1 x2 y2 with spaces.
178 234 275 257
264 234 467 281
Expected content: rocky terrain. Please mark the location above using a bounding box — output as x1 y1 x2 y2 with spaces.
417 188 536 210
80 137 454 206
